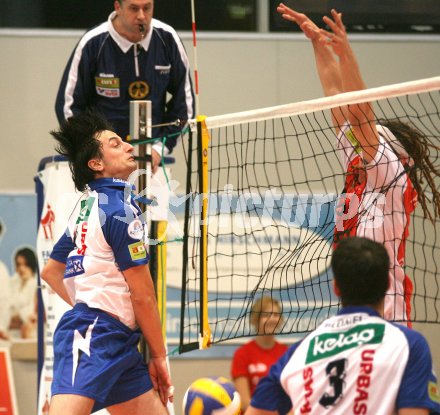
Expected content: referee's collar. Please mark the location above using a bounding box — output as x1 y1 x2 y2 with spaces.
337 305 382 318
108 11 153 53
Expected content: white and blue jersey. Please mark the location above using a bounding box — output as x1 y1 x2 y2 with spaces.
50 177 149 329
251 306 440 414
55 12 194 153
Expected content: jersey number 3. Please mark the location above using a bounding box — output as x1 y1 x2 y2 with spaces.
319 358 347 408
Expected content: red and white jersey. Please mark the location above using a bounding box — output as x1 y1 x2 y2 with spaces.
231 339 288 396
250 307 440 415
334 125 418 322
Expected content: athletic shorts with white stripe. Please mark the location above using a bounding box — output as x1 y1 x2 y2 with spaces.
52 303 152 412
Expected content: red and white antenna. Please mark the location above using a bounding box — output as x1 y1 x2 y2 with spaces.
190 0 200 115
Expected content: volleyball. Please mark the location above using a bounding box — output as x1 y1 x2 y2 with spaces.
182 376 241 415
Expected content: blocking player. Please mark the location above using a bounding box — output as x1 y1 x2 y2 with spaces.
41 111 172 415
246 237 440 415
277 3 440 323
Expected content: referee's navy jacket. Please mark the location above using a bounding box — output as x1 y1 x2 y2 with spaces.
55 13 194 154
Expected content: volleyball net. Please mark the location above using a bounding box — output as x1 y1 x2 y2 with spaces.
178 76 440 353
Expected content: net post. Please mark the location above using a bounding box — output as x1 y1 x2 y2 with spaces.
129 100 152 360
196 115 212 349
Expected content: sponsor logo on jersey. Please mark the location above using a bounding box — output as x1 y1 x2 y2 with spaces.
301 367 314 413
353 349 375 414
306 324 385 363
323 314 365 329
65 255 85 278
346 128 362 155
112 178 130 185
128 241 147 261
75 198 95 255
429 381 440 403
128 219 144 240
76 198 95 224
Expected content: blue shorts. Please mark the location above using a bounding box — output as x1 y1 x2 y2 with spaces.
52 303 152 412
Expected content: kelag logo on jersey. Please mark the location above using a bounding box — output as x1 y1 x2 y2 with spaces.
75 198 95 255
65 256 85 278
76 198 95 224
306 324 385 363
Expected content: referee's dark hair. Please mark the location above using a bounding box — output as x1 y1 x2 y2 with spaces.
331 237 390 307
50 111 112 192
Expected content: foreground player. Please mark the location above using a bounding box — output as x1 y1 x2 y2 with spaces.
277 4 440 323
246 237 440 415
41 111 172 414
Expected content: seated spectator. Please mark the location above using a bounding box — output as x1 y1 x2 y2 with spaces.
231 296 288 412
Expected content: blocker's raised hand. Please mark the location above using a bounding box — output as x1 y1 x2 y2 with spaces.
276 2 321 41
320 9 350 58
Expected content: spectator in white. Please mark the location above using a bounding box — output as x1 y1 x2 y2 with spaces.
9 247 38 338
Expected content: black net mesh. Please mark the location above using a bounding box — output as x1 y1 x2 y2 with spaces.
179 88 440 353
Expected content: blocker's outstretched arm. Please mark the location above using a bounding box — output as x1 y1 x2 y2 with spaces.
277 4 379 162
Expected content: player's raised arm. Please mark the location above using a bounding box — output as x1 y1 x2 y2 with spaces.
321 10 379 162
277 4 379 162
277 3 345 130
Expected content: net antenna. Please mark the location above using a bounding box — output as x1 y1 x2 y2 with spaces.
190 0 200 115
179 76 440 352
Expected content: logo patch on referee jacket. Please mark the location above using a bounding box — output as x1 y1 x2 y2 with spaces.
95 76 120 98
128 241 147 261
128 81 149 99
155 64 171 75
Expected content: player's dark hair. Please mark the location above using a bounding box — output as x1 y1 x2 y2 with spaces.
15 247 38 275
50 111 112 192
331 237 389 307
379 118 440 222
